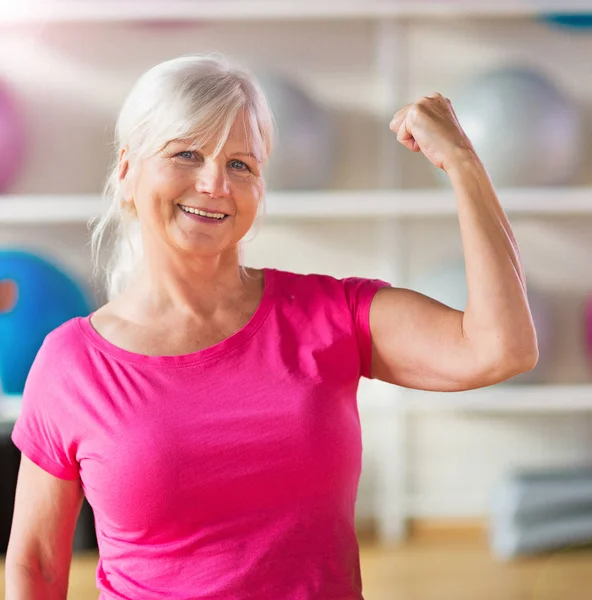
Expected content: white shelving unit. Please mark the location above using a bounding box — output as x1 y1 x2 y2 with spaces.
0 395 22 424
3 0 592 544
1 1 592 23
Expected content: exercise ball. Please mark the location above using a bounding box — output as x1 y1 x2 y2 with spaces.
438 67 583 187
0 250 94 395
0 83 26 193
411 260 553 384
540 14 592 29
256 72 337 190
0 280 16 313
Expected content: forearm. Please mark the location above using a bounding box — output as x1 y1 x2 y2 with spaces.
5 561 68 600
447 150 537 361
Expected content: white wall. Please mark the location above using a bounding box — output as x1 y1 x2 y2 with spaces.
2 16 592 522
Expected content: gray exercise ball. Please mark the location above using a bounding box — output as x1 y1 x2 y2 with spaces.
256 72 337 190
437 66 583 187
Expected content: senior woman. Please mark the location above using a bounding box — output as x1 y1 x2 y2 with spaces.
6 54 537 599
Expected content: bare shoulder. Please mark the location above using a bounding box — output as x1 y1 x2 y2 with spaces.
90 300 126 333
245 266 265 286
89 299 170 355
88 298 139 349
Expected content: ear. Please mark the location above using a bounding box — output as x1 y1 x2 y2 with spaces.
118 145 133 203
0 280 17 313
118 145 130 181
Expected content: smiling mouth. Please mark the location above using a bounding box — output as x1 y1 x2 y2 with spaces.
178 205 228 220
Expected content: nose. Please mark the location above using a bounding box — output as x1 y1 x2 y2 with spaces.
195 159 230 199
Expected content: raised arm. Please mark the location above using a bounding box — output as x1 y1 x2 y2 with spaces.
369 94 538 391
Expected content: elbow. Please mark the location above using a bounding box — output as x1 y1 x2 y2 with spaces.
489 335 540 383
473 327 538 386
505 346 539 379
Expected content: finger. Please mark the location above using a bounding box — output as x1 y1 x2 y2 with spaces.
392 106 416 145
389 104 411 133
396 119 418 152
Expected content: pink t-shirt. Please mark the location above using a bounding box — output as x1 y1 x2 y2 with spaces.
11 268 390 600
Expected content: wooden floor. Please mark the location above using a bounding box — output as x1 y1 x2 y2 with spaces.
1 538 592 599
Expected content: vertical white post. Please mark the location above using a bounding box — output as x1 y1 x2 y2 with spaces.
373 17 411 544
375 18 408 189
375 219 411 546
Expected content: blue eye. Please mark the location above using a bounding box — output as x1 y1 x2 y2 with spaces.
229 159 248 171
176 151 195 160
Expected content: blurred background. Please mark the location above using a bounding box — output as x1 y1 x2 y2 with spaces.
2 1 592 598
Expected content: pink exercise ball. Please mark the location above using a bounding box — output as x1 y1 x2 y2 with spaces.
0 83 25 192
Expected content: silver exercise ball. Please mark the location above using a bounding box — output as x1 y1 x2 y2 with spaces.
438 67 583 187
256 72 337 190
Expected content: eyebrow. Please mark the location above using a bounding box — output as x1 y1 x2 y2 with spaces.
166 141 261 163
231 152 261 163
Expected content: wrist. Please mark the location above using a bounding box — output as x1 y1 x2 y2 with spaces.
445 148 488 181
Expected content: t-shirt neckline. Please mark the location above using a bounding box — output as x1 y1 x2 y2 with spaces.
77 267 275 367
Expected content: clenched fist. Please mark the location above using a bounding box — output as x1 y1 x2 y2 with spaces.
389 93 478 173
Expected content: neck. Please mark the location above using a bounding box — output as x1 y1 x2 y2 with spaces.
124 244 252 319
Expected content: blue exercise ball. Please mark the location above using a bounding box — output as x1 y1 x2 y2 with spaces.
256 72 337 190
540 14 592 29
0 250 94 395
437 67 583 187
411 260 553 384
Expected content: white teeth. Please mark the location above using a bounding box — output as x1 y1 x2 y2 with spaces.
179 205 226 219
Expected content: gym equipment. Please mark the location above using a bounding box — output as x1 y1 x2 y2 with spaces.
256 72 337 190
489 466 592 560
0 82 26 192
438 67 583 187
0 249 94 395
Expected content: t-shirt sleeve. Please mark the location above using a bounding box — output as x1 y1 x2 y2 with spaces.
341 276 391 379
11 336 80 481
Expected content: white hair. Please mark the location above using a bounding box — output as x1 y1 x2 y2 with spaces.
90 53 275 301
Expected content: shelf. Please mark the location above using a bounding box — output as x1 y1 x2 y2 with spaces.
0 395 21 432
1 1 592 23
397 384 592 413
2 188 592 224
0 194 102 225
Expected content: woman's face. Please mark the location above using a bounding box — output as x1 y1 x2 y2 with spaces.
121 112 264 259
